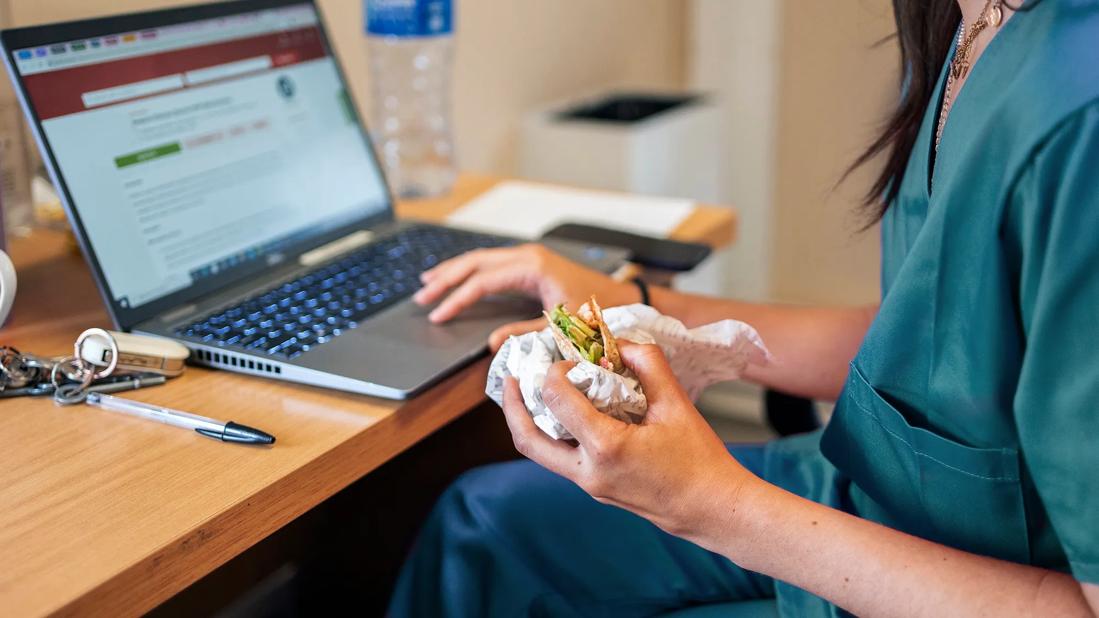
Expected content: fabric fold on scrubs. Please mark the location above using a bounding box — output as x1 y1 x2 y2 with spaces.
1006 103 1099 585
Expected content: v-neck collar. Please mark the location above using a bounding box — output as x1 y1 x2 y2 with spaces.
925 30 959 196
925 14 1025 198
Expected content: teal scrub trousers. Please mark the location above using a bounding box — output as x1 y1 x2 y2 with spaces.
388 435 844 617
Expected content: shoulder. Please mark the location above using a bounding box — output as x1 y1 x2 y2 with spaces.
1013 100 1099 190
1002 101 1099 278
989 3 1099 204
1001 1 1099 138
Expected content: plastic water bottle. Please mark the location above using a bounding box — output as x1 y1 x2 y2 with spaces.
365 0 457 199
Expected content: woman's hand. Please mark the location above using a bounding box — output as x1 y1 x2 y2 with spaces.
413 244 639 350
500 341 760 538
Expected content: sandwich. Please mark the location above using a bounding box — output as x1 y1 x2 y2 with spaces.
545 296 623 373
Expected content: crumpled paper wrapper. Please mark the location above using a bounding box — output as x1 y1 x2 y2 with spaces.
486 303 771 440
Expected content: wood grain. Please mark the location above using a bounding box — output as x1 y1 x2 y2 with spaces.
0 174 736 617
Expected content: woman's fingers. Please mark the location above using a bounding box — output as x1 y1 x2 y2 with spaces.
618 342 690 407
414 256 481 305
488 318 546 352
415 248 513 305
427 268 533 323
542 361 619 446
501 377 576 476
420 248 485 284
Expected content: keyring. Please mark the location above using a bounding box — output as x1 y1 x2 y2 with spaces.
1 348 34 388
74 328 118 381
21 355 56 371
51 358 94 390
53 382 89 406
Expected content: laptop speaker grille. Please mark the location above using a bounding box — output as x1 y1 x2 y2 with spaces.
193 348 282 375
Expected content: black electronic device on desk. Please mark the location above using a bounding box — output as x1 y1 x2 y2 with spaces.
542 223 712 272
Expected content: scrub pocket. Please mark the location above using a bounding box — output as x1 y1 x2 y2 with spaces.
821 364 1030 563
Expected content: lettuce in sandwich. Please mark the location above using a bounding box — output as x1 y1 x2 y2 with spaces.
545 296 623 373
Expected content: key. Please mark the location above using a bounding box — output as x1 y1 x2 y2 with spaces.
54 372 167 406
0 348 55 389
0 381 56 398
1 372 164 400
77 330 190 377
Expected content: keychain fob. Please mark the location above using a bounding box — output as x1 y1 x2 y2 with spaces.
79 331 190 377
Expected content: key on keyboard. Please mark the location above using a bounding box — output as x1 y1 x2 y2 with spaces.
177 225 513 359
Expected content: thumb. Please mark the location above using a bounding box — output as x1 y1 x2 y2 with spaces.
489 317 547 352
619 342 690 408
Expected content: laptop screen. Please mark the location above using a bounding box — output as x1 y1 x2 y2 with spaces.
8 2 390 318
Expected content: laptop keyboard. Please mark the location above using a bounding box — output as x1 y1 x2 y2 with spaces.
176 225 513 359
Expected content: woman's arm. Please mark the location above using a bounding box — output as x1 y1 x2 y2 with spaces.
648 287 876 400
503 343 1098 617
415 245 875 400
704 470 1098 617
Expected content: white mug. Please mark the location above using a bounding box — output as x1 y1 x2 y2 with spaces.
0 250 16 327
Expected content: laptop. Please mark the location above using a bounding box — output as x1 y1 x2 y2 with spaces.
1 0 627 399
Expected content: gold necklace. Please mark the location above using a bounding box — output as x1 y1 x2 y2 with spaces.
951 0 998 80
935 0 1003 152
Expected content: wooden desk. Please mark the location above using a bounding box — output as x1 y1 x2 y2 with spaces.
0 173 736 617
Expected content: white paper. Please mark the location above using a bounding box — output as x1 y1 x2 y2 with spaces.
447 181 694 240
486 304 770 440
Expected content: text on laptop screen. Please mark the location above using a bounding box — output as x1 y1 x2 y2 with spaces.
12 4 389 310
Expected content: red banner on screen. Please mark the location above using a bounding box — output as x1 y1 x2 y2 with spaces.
22 27 328 120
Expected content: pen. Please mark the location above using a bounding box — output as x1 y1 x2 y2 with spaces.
84 392 276 445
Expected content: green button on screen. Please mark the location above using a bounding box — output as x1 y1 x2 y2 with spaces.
114 142 182 168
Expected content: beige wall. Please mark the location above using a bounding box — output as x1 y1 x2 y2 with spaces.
687 0 780 301
769 1 897 305
685 0 894 306
3 0 686 175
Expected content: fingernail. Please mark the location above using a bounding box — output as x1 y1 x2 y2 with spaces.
428 309 444 323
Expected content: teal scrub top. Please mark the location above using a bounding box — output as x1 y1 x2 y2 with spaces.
819 0 1099 590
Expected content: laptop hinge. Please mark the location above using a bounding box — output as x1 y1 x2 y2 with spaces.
299 230 374 267
159 303 199 324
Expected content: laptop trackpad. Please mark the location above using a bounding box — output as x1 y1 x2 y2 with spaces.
302 295 541 395
369 295 541 346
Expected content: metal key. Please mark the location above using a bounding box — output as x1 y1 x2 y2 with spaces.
53 372 167 406
0 348 55 391
0 380 56 398
1 330 183 403
0 372 163 400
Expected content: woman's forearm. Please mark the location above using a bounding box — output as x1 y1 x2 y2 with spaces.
649 286 876 400
683 472 1097 617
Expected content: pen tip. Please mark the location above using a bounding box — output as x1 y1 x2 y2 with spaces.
224 421 276 445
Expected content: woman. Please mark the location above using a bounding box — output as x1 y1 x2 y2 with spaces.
389 0 1099 614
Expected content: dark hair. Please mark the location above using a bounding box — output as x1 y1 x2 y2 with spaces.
848 0 1036 222
847 0 960 222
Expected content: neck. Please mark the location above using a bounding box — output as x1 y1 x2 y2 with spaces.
957 0 1017 28
957 0 987 25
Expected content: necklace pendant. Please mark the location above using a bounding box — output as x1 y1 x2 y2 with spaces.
951 61 970 80
990 2 1003 27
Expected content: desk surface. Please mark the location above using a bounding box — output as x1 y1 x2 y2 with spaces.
0 173 736 617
